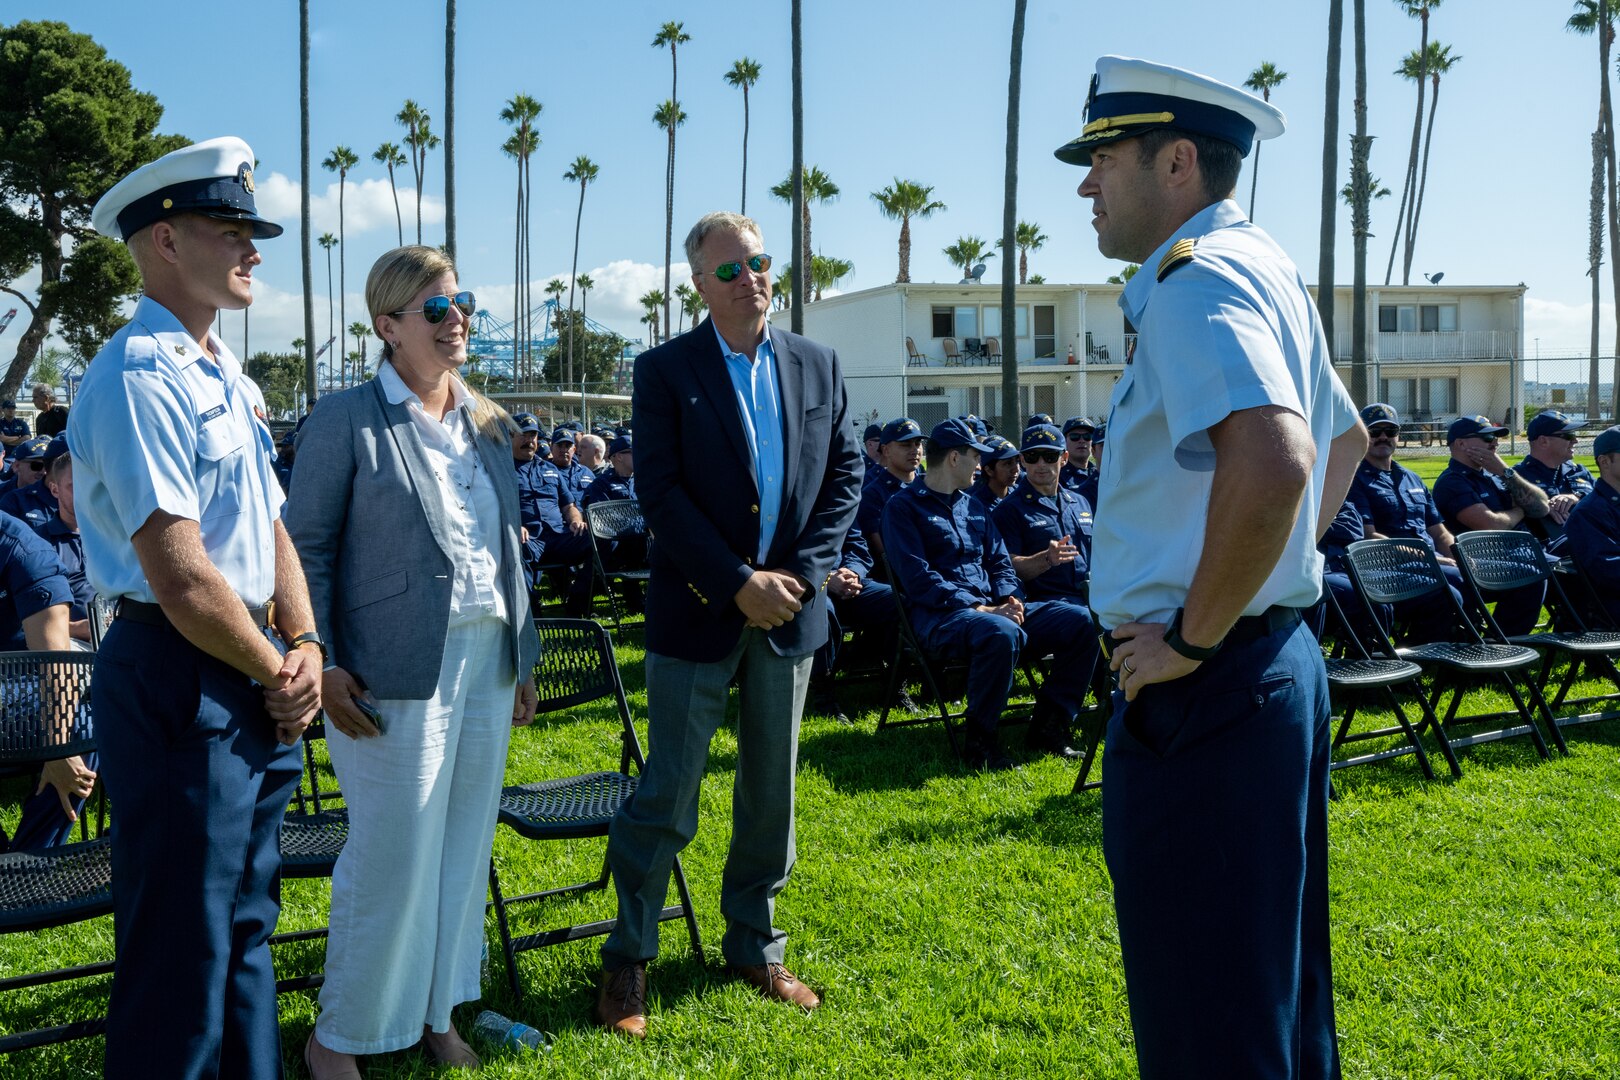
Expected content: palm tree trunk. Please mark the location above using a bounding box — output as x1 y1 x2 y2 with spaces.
388 164 403 246
741 84 751 214
1351 0 1371 401
1318 0 1342 356
1408 78 1441 283
1592 127 1605 418
1019 248 1028 285
790 0 805 335
324 246 334 376
1000 0 1027 435
1396 12 1430 285
412 141 424 245
338 178 347 387
1602 21 1620 419
568 181 585 387
444 0 456 263
897 215 911 283
802 203 812 287
300 0 316 401
513 158 522 384
524 151 533 383
664 123 675 341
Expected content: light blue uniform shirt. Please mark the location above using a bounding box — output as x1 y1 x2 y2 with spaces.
1090 200 1359 630
713 321 785 562
70 295 284 606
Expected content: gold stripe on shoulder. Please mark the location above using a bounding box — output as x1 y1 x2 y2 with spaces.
1157 237 1198 282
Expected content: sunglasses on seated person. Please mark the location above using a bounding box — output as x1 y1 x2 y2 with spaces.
1066 431 1092 442
706 254 772 282
1368 424 1399 437
1022 450 1062 464
1465 435 1499 446
390 291 476 324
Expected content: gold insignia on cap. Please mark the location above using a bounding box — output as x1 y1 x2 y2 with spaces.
242 167 255 194
1157 237 1198 282
162 199 173 209
1082 111 1175 136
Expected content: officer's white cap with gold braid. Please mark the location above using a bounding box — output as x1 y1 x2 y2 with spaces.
92 136 283 241
1055 56 1286 167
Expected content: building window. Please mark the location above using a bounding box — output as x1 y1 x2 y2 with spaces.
955 306 979 341
1380 303 1456 333
1033 305 1056 358
931 306 954 338
1378 375 1457 417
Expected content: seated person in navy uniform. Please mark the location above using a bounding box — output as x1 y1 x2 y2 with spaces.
1348 403 1465 642
807 520 901 723
0 435 58 528
1560 426 1620 626
0 508 93 854
33 451 93 647
1433 415 1549 635
579 434 646 610
1027 412 1054 428
990 423 1099 757
862 422 883 467
858 416 924 559
1058 416 1099 501
0 443 13 498
1513 410 1594 542
273 430 296 494
0 398 29 466
517 431 594 613
547 426 598 504
882 419 1096 769
969 434 1021 511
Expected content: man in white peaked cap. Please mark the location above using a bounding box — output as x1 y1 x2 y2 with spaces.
73 136 324 1079
1058 57 1365 1080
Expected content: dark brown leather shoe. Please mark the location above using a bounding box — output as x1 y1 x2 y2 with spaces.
730 962 821 1010
595 962 648 1039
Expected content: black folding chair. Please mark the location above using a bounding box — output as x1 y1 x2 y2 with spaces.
1345 538 1560 766
1319 584 1444 780
1069 646 1115 794
271 722 350 994
488 620 703 999
0 652 107 1054
583 499 650 629
1452 530 1620 731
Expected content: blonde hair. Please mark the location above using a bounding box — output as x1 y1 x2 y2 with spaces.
366 245 505 443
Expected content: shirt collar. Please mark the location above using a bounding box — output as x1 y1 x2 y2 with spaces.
378 359 471 414
131 295 237 379
1120 199 1246 325
712 320 774 364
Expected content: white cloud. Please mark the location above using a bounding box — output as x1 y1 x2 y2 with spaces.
255 171 443 239
1524 296 1616 358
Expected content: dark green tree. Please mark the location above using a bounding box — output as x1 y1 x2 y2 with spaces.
542 309 624 391
0 20 186 399
246 350 308 418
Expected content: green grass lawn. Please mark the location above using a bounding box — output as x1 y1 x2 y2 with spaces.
1399 452 1600 485
5 624 1620 1078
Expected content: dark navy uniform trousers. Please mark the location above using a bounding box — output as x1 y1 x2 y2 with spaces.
922 599 1095 738
1103 615 1340 1080
95 619 302 1080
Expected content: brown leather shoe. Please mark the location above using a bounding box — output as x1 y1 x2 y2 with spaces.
595 962 648 1039
422 1023 481 1070
730 962 821 1010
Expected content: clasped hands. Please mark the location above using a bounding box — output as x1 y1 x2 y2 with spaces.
735 569 810 629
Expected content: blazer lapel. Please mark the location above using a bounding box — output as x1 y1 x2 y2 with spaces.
690 317 757 491
771 327 804 501
371 379 458 563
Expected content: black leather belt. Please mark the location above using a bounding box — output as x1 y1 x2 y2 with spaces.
115 598 275 630
1096 605 1302 657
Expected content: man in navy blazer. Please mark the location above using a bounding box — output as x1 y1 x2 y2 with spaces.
597 212 862 1038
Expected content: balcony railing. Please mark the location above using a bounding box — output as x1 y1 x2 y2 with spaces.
1333 329 1517 362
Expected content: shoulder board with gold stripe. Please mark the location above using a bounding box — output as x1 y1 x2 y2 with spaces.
1157 237 1197 282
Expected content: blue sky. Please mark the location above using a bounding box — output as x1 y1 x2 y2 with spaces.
7 0 1608 379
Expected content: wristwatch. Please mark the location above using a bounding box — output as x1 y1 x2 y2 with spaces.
1162 608 1223 662
289 631 328 663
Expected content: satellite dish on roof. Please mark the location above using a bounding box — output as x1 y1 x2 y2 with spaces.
1424 272 1445 285
969 263 988 282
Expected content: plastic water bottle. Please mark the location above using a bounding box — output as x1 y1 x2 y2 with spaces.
472 1009 549 1052
480 941 489 986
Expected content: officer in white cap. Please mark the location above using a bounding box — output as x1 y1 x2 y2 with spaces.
1058 57 1365 1079
71 136 323 1080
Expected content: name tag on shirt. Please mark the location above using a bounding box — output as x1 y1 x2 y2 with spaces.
200 404 227 424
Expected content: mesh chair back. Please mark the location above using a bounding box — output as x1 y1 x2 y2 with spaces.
586 499 646 544
533 618 636 723
1452 530 1552 594
1345 538 1452 606
0 652 95 766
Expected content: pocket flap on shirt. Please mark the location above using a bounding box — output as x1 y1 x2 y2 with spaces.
196 409 245 461
344 568 408 612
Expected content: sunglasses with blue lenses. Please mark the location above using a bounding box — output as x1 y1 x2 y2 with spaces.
710 254 772 282
392 291 476 324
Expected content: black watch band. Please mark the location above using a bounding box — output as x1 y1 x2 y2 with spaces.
1163 608 1223 661
289 631 328 662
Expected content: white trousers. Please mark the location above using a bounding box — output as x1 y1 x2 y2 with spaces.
315 617 515 1054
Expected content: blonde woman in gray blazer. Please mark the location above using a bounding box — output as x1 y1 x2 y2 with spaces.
288 246 540 1078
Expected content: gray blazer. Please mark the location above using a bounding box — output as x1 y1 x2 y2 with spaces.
285 378 540 699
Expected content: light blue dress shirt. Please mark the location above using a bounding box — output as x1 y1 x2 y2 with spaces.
713 321 785 562
70 295 284 605
1089 200 1359 630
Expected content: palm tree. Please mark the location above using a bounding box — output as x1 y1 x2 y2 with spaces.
1569 1 1620 415
773 267 793 312
996 220 1047 285
771 166 839 280
1242 62 1288 220
1001 0 1029 433
682 283 706 328
871 179 947 283
1342 174 1393 203
563 155 599 386
321 145 358 379
1400 41 1460 283
653 21 690 340
349 321 372 384
639 289 665 347
652 99 687 340
397 99 440 244
790 0 805 333
810 255 854 302
373 142 407 246
675 283 696 334
318 232 337 367
299 0 316 401
544 278 567 350
1319 0 1344 349
724 57 762 213
943 236 994 280
444 0 457 262
501 94 542 381
1385 0 1442 286
576 273 594 328
1351 0 1372 401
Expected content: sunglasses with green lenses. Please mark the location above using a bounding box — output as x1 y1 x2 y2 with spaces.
392 291 476 324
710 254 772 282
